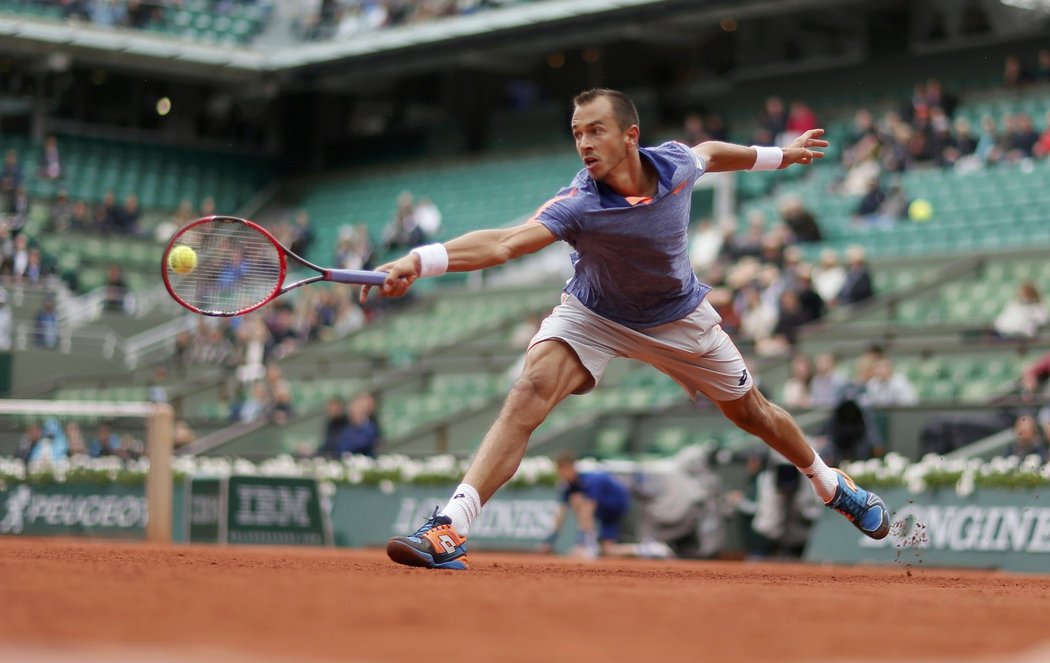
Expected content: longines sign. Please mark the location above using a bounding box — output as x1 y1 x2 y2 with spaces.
805 488 1050 573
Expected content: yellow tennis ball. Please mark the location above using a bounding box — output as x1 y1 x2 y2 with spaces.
908 199 933 222
169 245 198 275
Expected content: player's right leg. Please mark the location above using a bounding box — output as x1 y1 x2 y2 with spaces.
386 340 592 569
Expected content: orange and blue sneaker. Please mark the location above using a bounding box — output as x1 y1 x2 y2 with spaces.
387 507 469 570
825 469 891 540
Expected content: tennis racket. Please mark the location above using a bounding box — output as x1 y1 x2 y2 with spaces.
161 215 387 317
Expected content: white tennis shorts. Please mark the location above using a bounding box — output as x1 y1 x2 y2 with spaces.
528 294 751 402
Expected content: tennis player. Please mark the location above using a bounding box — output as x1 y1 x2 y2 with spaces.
365 89 891 570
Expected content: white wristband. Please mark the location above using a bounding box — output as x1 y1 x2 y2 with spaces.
749 145 783 171
410 243 449 278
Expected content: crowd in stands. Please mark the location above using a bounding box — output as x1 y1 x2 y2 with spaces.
299 0 538 42
17 419 146 462
17 0 267 30
689 213 873 357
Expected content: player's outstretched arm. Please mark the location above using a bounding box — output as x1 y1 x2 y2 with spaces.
692 129 828 173
362 221 557 301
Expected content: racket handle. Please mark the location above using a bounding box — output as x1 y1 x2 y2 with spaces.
325 269 388 286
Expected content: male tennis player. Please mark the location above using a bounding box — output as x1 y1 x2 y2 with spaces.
364 89 890 570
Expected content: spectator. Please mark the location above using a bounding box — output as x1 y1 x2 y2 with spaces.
863 357 918 407
88 422 121 457
1005 114 1040 162
98 191 120 234
18 423 47 462
993 281 1049 339
48 191 74 232
65 422 88 457
944 117 978 168
0 149 22 205
786 101 818 137
265 303 300 360
383 191 423 252
974 115 1005 165
332 392 380 457
682 112 711 145
116 193 142 235
271 384 295 425
737 284 777 345
812 249 846 304
760 96 789 145
1003 55 1030 88
1034 111 1050 159
8 234 30 280
70 200 93 232
413 196 442 239
688 218 724 272
924 79 957 118
22 247 47 284
199 196 216 218
766 289 808 352
289 209 314 258
33 296 59 349
854 176 885 220
810 353 849 408
239 382 272 423
834 245 874 307
794 266 825 323
103 264 129 313
0 287 11 351
316 397 350 458
781 353 813 409
1004 415 1048 462
335 223 374 271
7 185 30 231
38 136 62 181
779 195 822 243
1036 49 1050 82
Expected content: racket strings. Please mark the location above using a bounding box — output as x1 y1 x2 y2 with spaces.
166 219 283 315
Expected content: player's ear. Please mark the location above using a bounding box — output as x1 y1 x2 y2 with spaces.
625 124 640 148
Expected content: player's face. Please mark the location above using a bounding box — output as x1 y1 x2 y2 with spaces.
571 97 634 181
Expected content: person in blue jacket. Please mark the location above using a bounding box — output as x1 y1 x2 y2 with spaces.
541 451 631 558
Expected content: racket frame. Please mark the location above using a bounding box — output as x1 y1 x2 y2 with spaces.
162 215 386 317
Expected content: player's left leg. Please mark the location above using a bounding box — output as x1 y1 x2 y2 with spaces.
717 388 890 540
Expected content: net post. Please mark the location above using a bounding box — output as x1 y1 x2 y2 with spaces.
146 403 175 543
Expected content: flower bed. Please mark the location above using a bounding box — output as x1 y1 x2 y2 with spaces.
0 454 558 489
844 452 1050 496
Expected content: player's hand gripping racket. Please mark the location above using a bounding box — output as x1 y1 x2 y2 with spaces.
162 216 387 317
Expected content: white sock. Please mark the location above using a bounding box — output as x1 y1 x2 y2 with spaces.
440 483 481 536
799 455 839 503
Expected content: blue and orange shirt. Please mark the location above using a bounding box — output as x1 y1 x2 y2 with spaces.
533 141 711 329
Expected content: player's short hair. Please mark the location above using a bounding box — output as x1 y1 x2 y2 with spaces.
573 89 640 133
555 450 577 468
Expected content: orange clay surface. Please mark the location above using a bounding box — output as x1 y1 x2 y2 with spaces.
2 538 1050 663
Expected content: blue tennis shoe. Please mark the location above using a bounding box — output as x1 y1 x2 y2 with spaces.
825 469 891 540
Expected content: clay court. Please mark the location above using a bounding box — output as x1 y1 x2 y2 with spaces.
2 538 1049 662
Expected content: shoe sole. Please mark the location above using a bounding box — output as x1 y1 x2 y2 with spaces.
386 540 469 570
